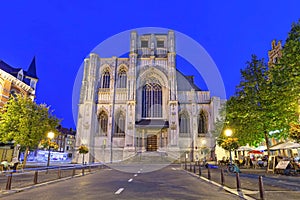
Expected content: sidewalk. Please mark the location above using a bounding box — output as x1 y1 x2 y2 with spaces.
0 162 104 198
184 164 300 200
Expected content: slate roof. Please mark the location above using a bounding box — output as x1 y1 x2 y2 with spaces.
176 69 201 91
26 57 38 79
0 58 38 80
57 126 76 136
0 60 21 77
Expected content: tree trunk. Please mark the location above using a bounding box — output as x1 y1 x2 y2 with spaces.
264 131 270 157
22 146 29 169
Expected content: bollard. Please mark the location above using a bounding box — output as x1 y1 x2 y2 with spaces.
184 158 187 170
207 167 211 180
82 166 85 176
193 164 196 173
189 162 192 171
72 168 76 177
89 165 91 172
221 169 224 185
6 172 12 190
198 164 202 176
58 168 61 179
236 172 241 191
34 171 38 184
259 176 265 200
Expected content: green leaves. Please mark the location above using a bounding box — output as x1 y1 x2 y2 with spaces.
0 94 60 150
216 19 300 153
220 137 239 151
78 145 89 154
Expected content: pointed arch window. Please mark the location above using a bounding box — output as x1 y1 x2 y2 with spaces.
101 70 110 88
142 83 162 118
198 111 208 136
179 112 190 137
117 69 127 88
98 111 108 136
114 112 125 137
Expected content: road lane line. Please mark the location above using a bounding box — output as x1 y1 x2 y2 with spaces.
134 174 137 177
128 178 133 182
115 188 124 194
171 167 176 170
137 171 141 173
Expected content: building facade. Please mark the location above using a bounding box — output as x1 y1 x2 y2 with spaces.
0 58 37 106
55 126 76 158
0 57 38 161
74 31 222 163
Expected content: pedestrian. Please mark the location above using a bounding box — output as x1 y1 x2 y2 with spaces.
10 157 20 172
1 160 9 171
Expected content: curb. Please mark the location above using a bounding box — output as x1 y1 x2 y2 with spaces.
184 169 256 200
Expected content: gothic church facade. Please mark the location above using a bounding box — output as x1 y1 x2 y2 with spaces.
74 31 222 163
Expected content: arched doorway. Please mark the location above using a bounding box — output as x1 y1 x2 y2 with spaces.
147 135 158 151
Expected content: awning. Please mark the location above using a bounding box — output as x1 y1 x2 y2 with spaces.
237 146 253 151
270 141 300 150
135 119 169 128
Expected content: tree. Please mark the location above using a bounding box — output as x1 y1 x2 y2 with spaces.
0 94 60 167
78 145 89 165
289 123 300 142
271 20 300 136
219 137 239 151
40 139 59 150
222 55 291 156
215 19 300 157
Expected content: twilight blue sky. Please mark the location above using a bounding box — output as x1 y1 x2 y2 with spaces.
1 1 299 129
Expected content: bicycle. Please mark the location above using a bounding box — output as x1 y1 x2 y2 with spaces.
227 163 241 173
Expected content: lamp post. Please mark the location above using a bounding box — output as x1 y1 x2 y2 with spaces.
224 128 233 165
46 132 55 169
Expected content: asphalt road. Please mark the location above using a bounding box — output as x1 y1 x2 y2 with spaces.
2 164 241 200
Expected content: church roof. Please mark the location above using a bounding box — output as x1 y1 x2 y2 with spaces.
26 57 38 79
176 69 201 91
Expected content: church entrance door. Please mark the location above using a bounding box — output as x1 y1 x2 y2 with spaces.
146 135 157 151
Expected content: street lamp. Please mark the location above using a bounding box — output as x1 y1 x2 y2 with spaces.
224 128 233 165
47 132 55 169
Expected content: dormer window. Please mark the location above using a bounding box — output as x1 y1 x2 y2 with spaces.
17 70 23 81
157 40 164 48
141 40 148 48
30 80 37 89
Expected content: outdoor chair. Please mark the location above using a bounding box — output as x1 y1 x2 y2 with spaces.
283 162 299 176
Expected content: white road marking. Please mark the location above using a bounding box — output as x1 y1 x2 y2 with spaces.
137 171 141 173
172 167 176 170
128 178 133 182
115 188 124 194
134 174 137 177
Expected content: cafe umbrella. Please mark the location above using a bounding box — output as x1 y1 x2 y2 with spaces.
248 150 264 154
